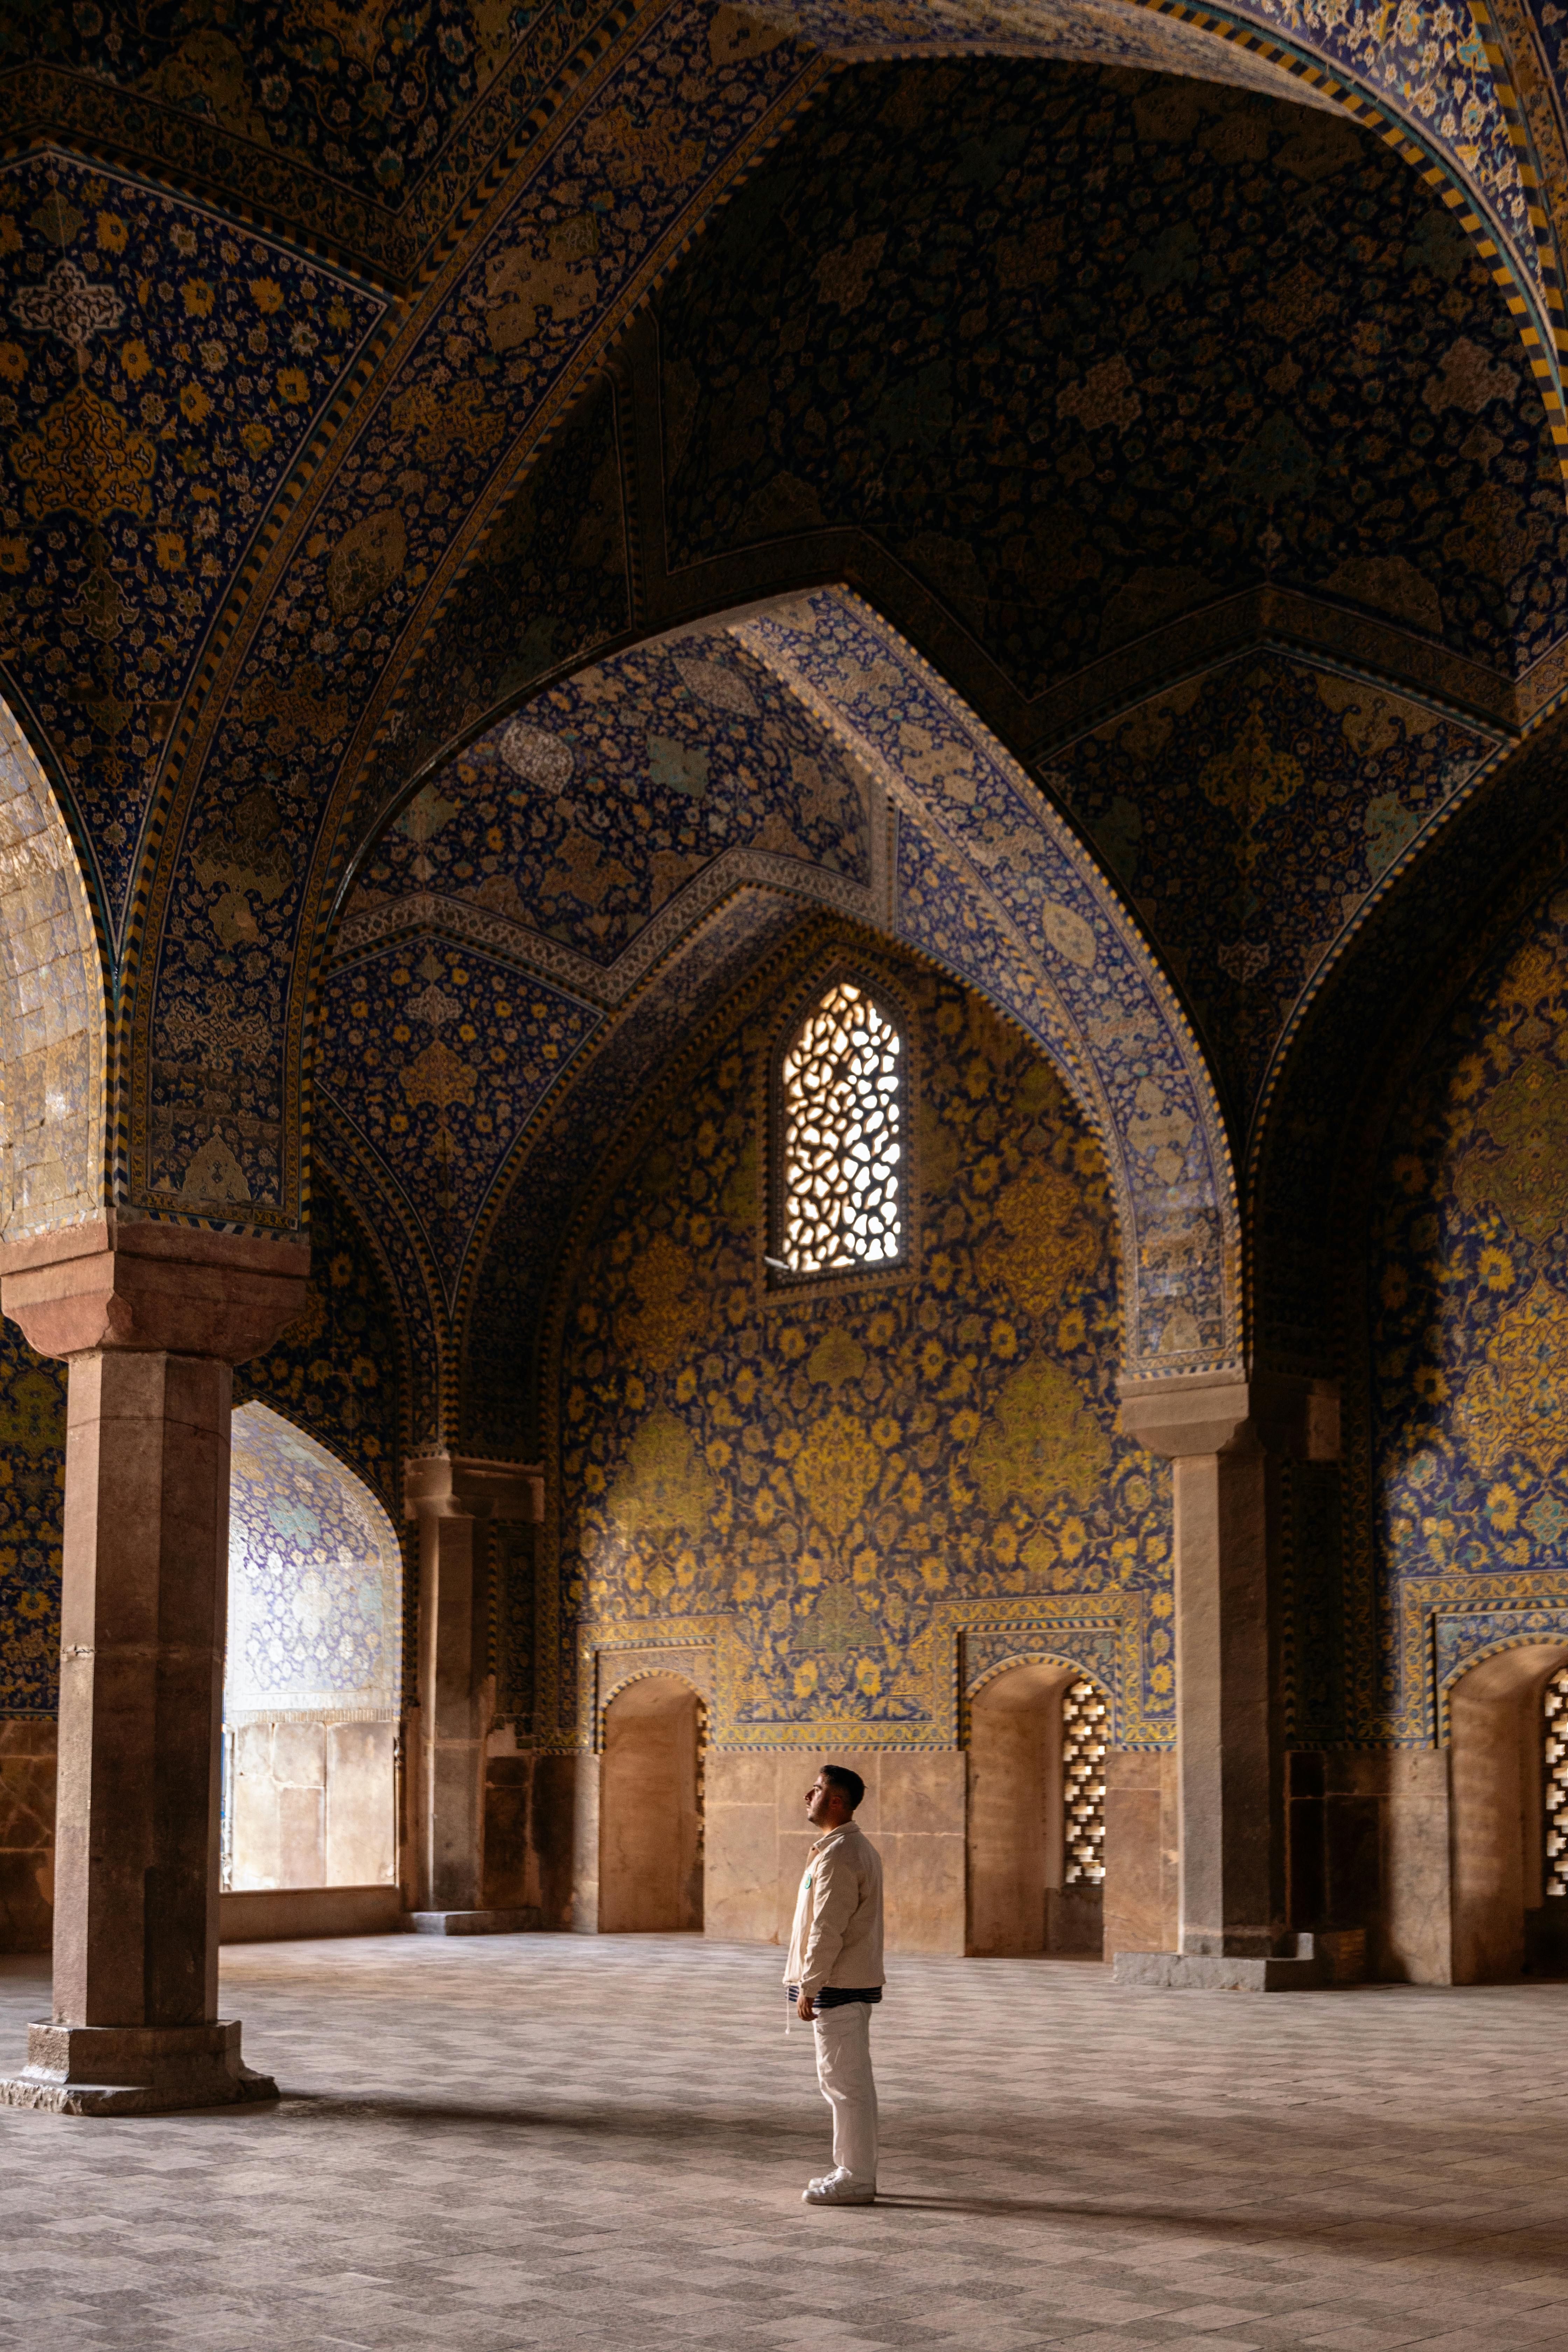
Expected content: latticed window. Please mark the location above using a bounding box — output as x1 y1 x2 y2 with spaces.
1546 1665 1568 1896
777 979 904 1275
1063 1677 1109 1886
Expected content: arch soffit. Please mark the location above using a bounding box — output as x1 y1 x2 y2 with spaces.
1246 705 1568 1376
750 0 1548 343
119 22 1561 1247
0 694 108 1246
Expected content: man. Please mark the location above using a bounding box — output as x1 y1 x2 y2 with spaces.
784 1764 885 2207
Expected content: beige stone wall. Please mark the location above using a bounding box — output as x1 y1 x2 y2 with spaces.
229 1718 396 1890
703 1749 966 1956
599 1677 704 1932
1102 1750 1178 1959
0 1715 54 1952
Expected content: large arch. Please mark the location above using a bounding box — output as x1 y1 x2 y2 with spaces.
101 30 1562 1266
326 584 1237 1447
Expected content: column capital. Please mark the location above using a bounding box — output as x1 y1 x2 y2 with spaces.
1117 1369 1339 1462
0 1214 309 1363
404 1451 544 1523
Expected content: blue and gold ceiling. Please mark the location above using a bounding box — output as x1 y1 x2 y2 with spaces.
6 9 1568 1446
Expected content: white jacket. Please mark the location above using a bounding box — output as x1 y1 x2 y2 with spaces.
784 1820 885 1997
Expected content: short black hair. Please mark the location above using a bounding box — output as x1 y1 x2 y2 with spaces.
822 1764 865 1812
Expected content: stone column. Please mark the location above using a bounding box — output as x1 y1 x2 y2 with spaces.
404 1452 542 1933
1114 1371 1338 1991
0 1216 307 2112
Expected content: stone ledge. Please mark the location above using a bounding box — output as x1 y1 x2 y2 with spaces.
408 1907 541 1935
1112 1949 1324 1991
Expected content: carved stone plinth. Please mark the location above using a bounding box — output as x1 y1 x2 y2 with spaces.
0 2019 278 2115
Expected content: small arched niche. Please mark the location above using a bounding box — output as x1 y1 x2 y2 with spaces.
1448 1640 1568 1983
599 1674 705 1933
966 1659 1107 1958
223 1403 404 1893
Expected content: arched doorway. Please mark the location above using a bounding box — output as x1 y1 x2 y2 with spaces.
599 1675 705 1933
1448 1642 1568 1982
967 1661 1108 1958
223 1403 404 1893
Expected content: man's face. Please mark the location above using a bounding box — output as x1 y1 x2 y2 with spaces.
806 1772 843 1828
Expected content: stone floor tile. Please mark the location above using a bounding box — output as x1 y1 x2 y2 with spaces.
2 1941 1568 2352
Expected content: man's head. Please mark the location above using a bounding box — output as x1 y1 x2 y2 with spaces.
805 1764 866 1829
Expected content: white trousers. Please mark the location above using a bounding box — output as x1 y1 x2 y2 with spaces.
813 2000 878 2184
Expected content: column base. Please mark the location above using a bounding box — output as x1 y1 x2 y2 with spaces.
1112 1949 1322 1990
0 2020 279 2115
408 1907 540 1935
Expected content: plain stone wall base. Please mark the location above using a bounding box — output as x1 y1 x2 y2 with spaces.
1112 1950 1324 1990
408 1907 540 1934
220 1883 405 1942
0 2018 279 2114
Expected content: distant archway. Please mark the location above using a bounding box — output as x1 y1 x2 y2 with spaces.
223 1402 404 1893
598 1674 705 1933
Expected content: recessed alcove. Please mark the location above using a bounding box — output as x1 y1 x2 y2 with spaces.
598 1675 706 1934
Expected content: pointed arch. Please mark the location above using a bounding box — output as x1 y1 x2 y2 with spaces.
734 590 1239 1379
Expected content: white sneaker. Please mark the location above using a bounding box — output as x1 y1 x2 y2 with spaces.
803 2172 876 2205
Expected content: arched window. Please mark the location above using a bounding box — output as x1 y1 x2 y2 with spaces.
775 977 904 1276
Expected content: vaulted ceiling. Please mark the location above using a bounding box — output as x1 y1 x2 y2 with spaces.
9 6 1568 1435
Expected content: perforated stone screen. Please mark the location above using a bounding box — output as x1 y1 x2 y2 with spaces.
1064 1676 1109 1886
1546 1665 1568 1898
779 980 902 1274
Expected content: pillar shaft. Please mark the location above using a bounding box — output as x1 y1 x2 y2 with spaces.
1171 1439 1276 1956
405 1455 542 1923
0 1216 307 2112
56 1349 232 2027
1120 1373 1338 1974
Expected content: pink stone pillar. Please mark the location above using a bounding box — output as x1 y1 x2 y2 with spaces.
404 1453 542 1933
0 1217 307 2113
1116 1372 1338 1991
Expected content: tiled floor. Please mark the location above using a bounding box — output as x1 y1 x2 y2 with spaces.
1 1936 1566 2350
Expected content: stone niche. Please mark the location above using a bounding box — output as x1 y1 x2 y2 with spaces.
228 1717 396 1891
